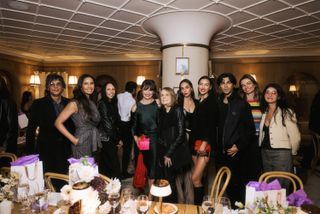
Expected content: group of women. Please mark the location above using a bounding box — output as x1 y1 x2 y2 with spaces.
53 73 300 205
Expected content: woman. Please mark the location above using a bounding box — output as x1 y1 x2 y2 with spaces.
158 87 189 202
98 81 121 178
132 79 158 188
176 79 196 204
20 91 33 117
55 74 101 158
239 74 262 181
191 76 219 205
259 83 301 187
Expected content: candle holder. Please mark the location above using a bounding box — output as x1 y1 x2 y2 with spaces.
150 179 172 214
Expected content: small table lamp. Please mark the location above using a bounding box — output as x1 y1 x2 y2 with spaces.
150 179 172 214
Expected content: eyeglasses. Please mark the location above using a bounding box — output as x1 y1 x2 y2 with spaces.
49 82 62 87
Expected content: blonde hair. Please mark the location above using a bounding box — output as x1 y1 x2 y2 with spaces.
161 87 177 107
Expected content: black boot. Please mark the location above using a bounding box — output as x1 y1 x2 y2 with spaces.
194 186 204 205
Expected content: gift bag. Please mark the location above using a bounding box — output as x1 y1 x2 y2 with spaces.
138 135 150 151
68 157 99 185
245 180 286 207
11 154 45 197
133 152 147 188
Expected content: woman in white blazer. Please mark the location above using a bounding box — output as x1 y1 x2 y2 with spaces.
259 83 301 179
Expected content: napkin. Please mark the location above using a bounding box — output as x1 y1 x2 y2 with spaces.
287 189 313 207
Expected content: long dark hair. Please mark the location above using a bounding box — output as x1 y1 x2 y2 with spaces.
177 79 195 106
261 83 295 126
0 76 10 98
238 74 261 101
100 81 117 105
198 75 215 96
73 74 96 121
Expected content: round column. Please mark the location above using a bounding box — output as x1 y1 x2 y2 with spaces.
142 11 230 90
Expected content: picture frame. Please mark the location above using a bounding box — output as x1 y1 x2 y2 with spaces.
176 57 189 75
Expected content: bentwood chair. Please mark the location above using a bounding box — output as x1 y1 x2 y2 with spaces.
44 172 69 192
258 171 303 192
99 174 111 184
210 166 231 200
0 152 17 176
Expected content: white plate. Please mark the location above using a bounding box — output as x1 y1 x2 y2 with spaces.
154 203 178 214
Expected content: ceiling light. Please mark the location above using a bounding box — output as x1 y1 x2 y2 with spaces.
8 1 29 10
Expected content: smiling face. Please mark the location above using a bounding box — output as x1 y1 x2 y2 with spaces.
240 78 255 96
198 78 211 96
220 77 234 96
48 79 64 97
160 89 172 107
81 77 95 96
142 88 153 100
180 81 192 98
105 83 116 100
264 87 278 105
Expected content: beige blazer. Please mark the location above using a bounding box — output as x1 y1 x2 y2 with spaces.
259 108 301 155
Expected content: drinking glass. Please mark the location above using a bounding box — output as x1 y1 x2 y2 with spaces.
18 183 31 212
121 188 133 205
136 195 149 214
214 197 231 214
201 195 213 214
108 192 120 214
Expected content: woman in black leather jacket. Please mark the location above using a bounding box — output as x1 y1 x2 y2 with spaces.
98 81 121 178
158 87 191 202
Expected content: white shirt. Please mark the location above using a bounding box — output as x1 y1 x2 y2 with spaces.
117 91 136 122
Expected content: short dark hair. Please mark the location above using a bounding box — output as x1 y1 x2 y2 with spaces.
125 81 137 93
45 73 66 89
217 73 237 85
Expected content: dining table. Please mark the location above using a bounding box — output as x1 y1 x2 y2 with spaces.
11 201 200 214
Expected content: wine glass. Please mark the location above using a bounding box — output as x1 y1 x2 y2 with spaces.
214 197 231 214
18 183 30 212
201 195 213 214
136 195 149 214
121 188 132 204
108 192 120 214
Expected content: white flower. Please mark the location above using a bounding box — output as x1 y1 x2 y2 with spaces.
60 185 72 201
82 190 101 214
99 201 111 214
77 165 96 182
106 178 121 194
1 178 9 184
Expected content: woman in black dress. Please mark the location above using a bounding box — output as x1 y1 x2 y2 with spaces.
176 79 197 204
191 76 219 205
132 80 159 189
98 81 121 178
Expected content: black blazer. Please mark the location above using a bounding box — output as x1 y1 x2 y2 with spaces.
26 96 74 172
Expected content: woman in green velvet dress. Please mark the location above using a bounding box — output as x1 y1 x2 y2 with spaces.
132 79 159 190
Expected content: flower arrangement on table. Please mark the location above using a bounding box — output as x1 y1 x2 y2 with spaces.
238 179 313 214
0 172 20 202
60 156 121 214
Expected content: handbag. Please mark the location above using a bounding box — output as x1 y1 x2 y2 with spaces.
133 152 147 188
194 140 211 153
138 135 150 151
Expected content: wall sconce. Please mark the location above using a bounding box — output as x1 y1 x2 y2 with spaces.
250 73 257 81
68 75 78 86
136 75 146 86
29 74 41 86
289 84 297 93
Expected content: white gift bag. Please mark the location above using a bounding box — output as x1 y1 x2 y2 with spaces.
11 160 45 196
245 185 286 207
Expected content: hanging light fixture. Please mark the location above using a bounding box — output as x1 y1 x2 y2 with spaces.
136 76 146 86
29 73 41 85
68 75 78 86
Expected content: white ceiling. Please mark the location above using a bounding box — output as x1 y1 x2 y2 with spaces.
0 0 319 62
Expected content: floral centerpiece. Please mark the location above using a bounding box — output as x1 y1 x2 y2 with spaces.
0 172 20 202
68 157 99 184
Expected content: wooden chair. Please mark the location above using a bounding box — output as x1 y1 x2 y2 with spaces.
0 152 17 177
258 171 303 192
44 172 69 192
99 174 111 184
210 166 231 200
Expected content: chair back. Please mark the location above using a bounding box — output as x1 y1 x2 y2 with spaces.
258 171 303 192
44 172 69 192
0 153 17 177
0 152 17 162
210 166 231 200
99 174 111 184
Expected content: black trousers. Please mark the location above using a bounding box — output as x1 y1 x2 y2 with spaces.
119 121 133 174
99 140 121 178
